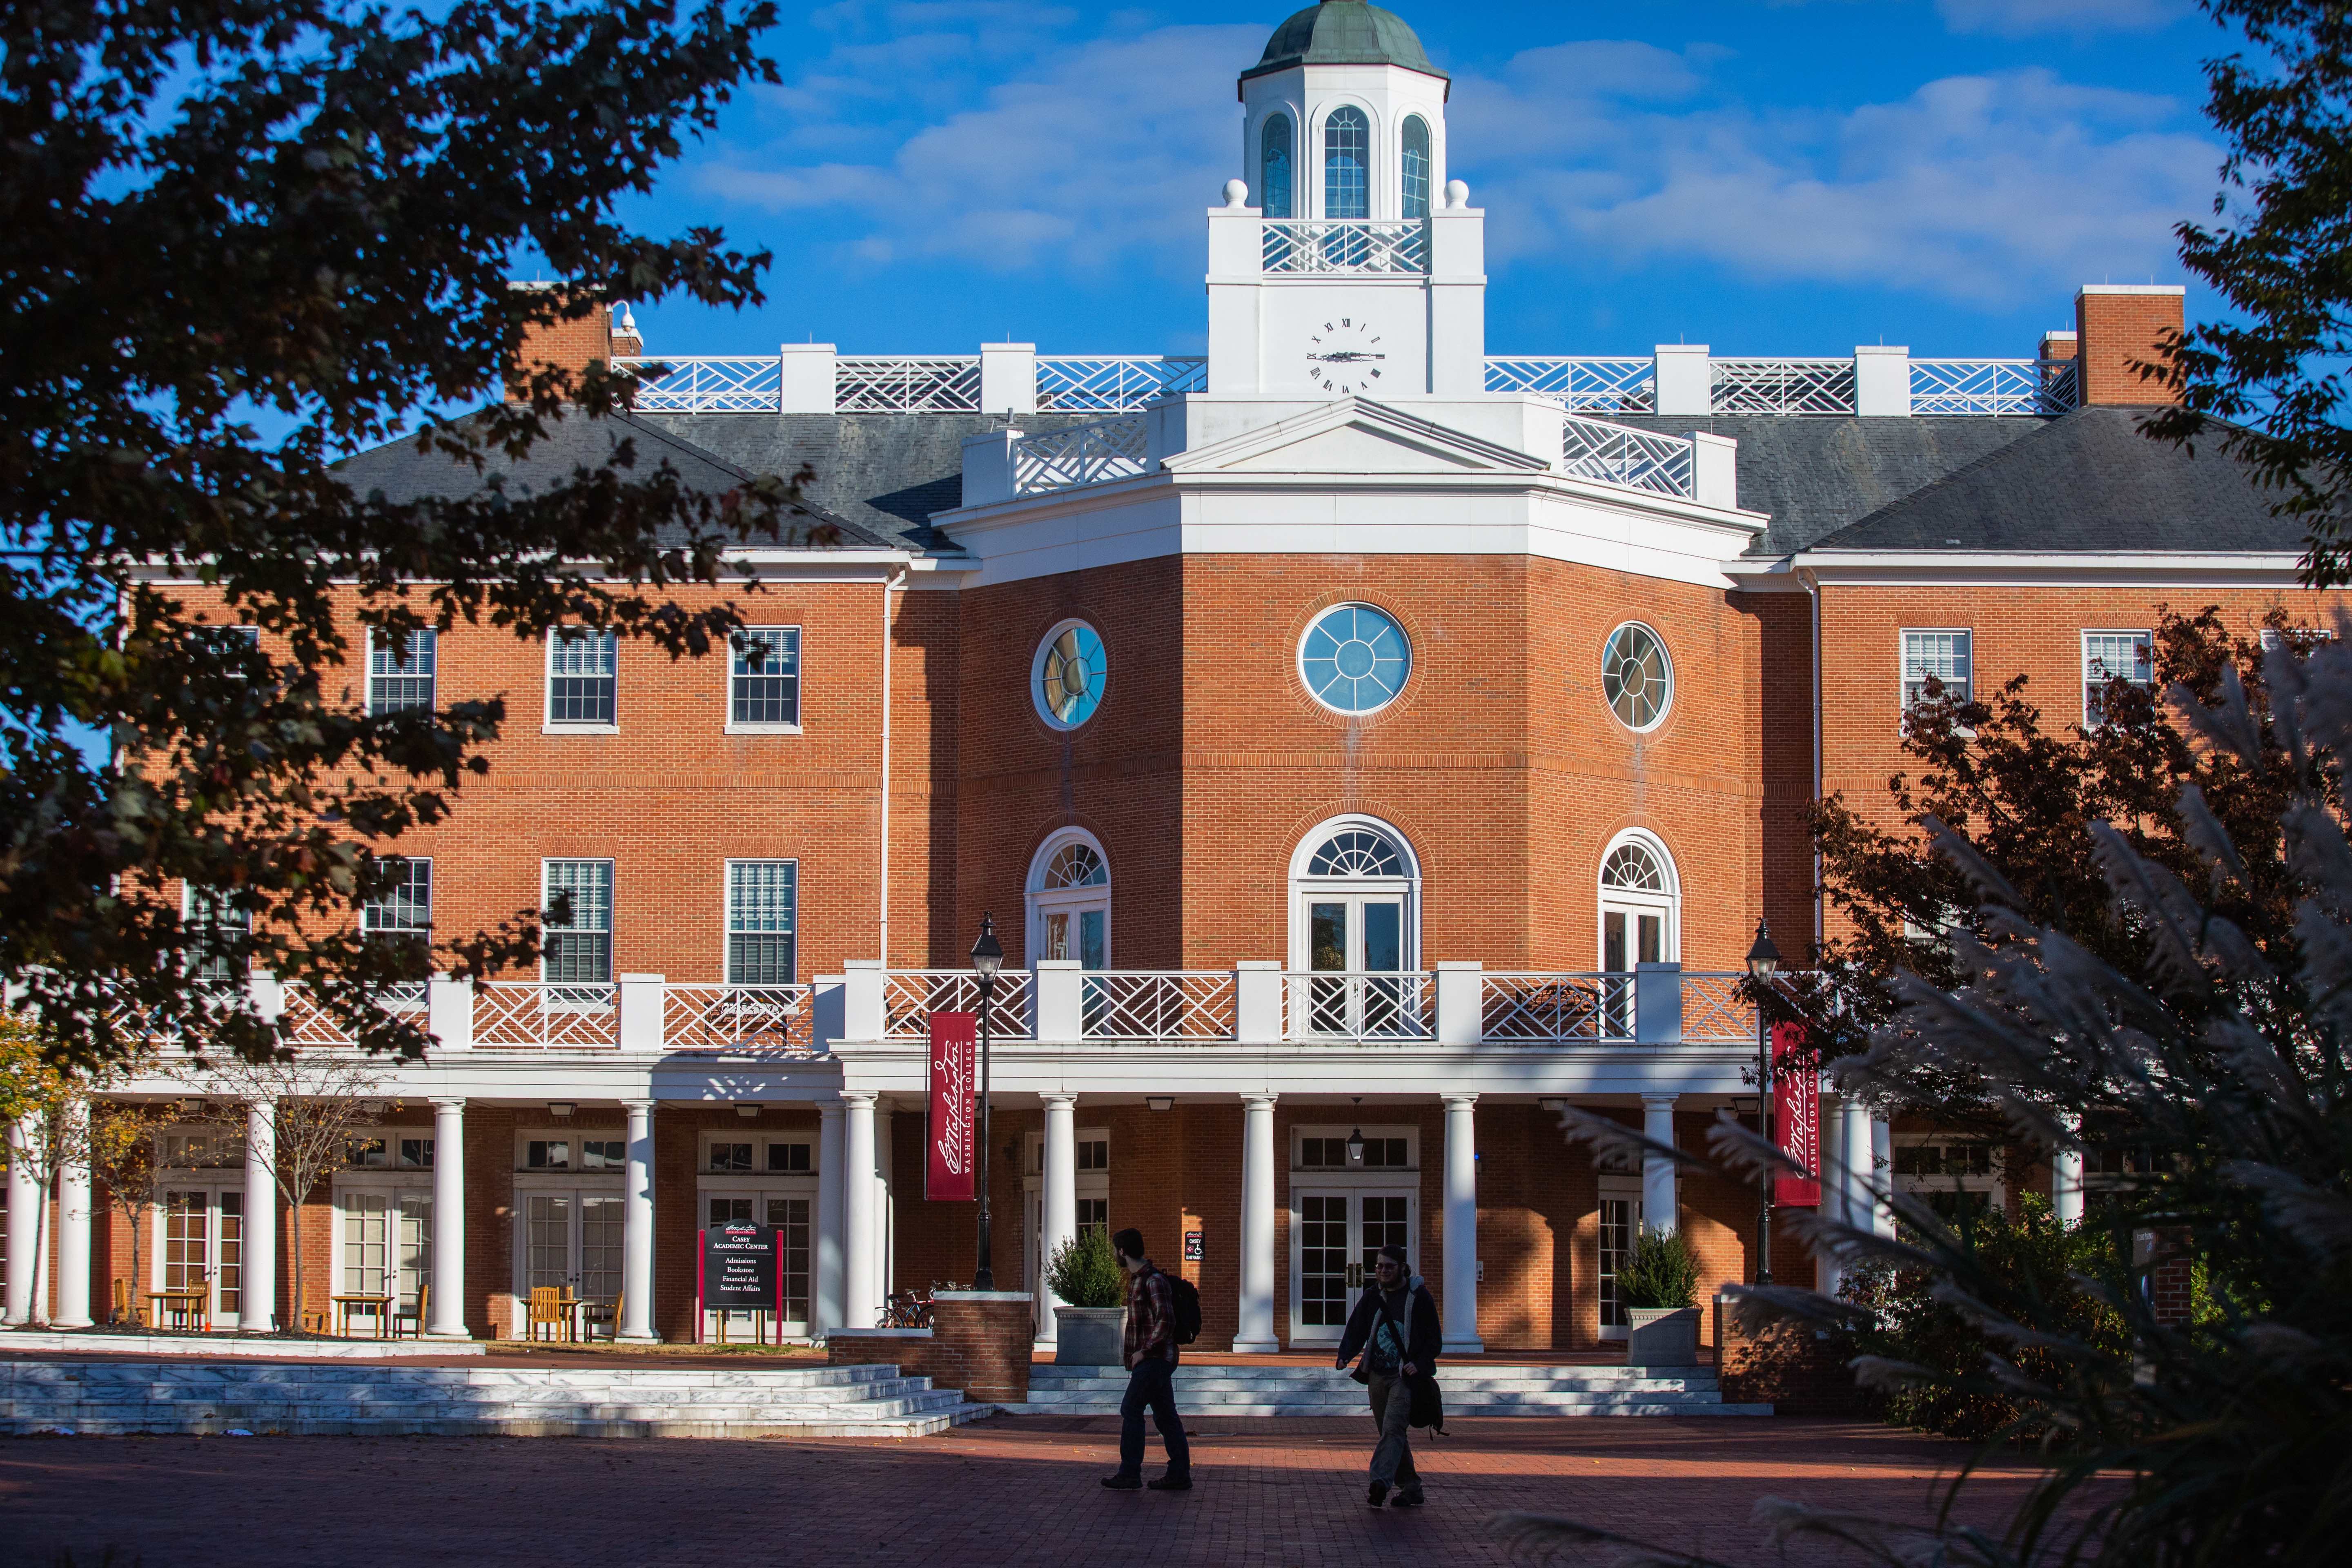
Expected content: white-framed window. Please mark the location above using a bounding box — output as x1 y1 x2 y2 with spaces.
546 626 618 729
1299 604 1410 715
182 885 252 984
729 626 802 731
362 857 431 1008
1288 814 1420 982
2261 625 2338 654
1902 629 1973 712
155 1185 245 1325
1893 1134 2006 1223
1296 1131 1413 1170
1031 620 1107 730
1287 1124 1417 1343
1027 829 1110 969
725 860 798 986
541 860 613 997
1598 829 1679 973
1323 105 1371 219
2081 629 2152 726
700 1130 819 1333
367 628 437 715
341 1128 435 1170
1601 622 1673 731
520 1134 627 1172
1260 112 1294 218
1596 1177 1642 1337
1400 114 1432 219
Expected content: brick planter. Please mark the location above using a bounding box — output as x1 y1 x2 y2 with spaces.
828 1291 1034 1404
1713 1291 1868 1417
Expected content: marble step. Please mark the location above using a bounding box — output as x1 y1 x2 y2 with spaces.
7 1375 941 1407
1009 1362 1762 1417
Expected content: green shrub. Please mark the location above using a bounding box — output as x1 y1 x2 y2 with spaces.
1043 1228 1127 1309
1617 1226 1700 1310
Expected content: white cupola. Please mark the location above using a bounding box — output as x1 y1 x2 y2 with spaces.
1238 0 1450 223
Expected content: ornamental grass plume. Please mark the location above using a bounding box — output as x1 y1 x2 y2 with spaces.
1506 630 2352 1567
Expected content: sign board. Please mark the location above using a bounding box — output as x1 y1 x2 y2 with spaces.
926 1011 979 1201
703 1223 778 1310
1772 1022 1822 1207
1183 1230 1204 1263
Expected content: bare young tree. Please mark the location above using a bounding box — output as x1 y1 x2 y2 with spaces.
195 1052 385 1335
86 1096 186 1325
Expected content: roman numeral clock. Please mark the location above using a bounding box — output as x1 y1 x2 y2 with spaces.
1306 318 1390 396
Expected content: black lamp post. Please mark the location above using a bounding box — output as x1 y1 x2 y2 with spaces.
970 913 1005 1291
1746 918 1783 1287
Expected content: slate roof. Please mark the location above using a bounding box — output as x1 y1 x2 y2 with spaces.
1243 1 1444 85
1791 405 2305 556
333 410 894 551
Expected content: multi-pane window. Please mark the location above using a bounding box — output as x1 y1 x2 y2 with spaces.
367 628 437 715
525 1137 625 1171
765 1141 812 1173
726 861 798 987
730 627 802 728
1598 1196 1635 1330
1260 113 1294 218
1077 1137 1109 1172
1298 1136 1409 1169
398 1138 435 1168
709 1142 753 1172
1323 106 1370 219
1400 115 1431 219
1902 629 1973 710
362 857 431 1006
542 860 613 992
2082 630 2153 725
183 886 252 983
546 627 618 726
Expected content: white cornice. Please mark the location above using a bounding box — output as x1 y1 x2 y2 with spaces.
1781 550 2311 588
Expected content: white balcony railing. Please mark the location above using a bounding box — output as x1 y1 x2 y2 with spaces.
880 968 1036 1040
1012 413 1150 495
1909 358 2082 416
1261 218 1428 275
1078 971 1237 1042
1281 971 1435 1040
1711 358 1857 415
473 979 621 1049
1483 357 1656 411
1036 356 1205 412
663 983 815 1054
1479 972 1635 1042
1560 413 1695 498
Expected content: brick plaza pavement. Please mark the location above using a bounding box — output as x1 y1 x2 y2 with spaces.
1 1415 2064 1566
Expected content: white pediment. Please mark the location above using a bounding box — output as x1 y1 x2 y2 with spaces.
1161 397 1550 479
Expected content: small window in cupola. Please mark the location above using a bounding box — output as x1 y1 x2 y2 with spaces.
1401 116 1431 219
1261 114 1294 218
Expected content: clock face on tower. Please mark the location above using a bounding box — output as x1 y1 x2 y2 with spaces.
1303 317 1391 396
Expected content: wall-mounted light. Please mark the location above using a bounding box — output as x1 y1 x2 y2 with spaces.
1146 1097 1174 1112
1539 1097 1568 1112
360 1099 389 1116
548 1101 576 1118
735 1102 761 1119
1346 1127 1366 1167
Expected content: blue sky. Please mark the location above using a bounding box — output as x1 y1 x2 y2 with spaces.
615 0 2236 363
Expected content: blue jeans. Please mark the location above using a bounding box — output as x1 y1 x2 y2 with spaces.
1117 1356 1190 1478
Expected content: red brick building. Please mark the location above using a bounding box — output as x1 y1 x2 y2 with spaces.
7 2 2339 1354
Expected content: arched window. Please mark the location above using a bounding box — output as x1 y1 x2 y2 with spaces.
1598 831 1679 972
1323 106 1370 219
1400 116 1431 219
1260 113 1294 219
1289 817 1421 1036
1027 830 1110 969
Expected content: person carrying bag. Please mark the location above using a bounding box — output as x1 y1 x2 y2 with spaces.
1334 1243 1444 1509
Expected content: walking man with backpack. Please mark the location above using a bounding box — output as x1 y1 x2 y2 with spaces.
1335 1243 1443 1509
1101 1227 1195 1492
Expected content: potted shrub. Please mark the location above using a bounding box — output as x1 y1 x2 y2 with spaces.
1044 1229 1129 1365
1619 1226 1702 1367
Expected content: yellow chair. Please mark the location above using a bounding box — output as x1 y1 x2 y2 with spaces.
393 1283 429 1339
111 1278 149 1328
526 1285 568 1342
579 1291 620 1341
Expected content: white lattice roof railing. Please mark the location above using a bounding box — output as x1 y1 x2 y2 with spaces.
835 356 982 414
1483 357 1656 411
1559 412 1695 499
613 356 780 414
1910 358 2082 416
1013 413 1151 496
1712 358 1858 416
1261 218 1428 275
1036 356 1206 412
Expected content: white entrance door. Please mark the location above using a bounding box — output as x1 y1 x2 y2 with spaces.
523 1191 626 1306
1305 895 1407 1035
1290 1187 1417 1344
701 1193 813 1333
156 1187 244 1328
1597 1190 1642 1341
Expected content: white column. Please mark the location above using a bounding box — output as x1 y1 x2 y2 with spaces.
873 1105 895 1302
55 1098 93 1328
242 1100 277 1332
842 1092 877 1330
1840 1098 1874 1236
1871 1117 1895 1238
2052 1113 2085 1228
618 1098 657 1342
815 1100 846 1333
427 1098 468 1339
1641 1094 1679 1236
1234 1094 1279 1353
1441 1094 1483 1354
3 1114 36 1324
1038 1093 1078 1350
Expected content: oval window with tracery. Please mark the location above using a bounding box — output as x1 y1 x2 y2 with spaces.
1308 829 1406 878
1300 604 1410 713
1601 622 1672 731
1033 621 1107 729
1042 842 1107 889
1601 841 1669 893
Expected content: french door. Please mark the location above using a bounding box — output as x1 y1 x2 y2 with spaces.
523 1190 625 1304
156 1187 244 1326
1306 895 1408 1035
1597 1193 1642 1340
339 1188 431 1312
702 1193 813 1329
1291 1188 1415 1344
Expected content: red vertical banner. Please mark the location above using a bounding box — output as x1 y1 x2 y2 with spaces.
1772 1022 1822 1207
926 1011 979 1201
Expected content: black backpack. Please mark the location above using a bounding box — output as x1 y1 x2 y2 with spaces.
1168 1274 1203 1345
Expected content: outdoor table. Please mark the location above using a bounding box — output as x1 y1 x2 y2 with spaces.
147 1290 208 1332
333 1293 394 1339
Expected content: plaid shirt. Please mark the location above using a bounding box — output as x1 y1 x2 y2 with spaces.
1123 1263 1177 1368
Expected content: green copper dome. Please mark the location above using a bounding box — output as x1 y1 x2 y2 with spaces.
1241 1 1446 85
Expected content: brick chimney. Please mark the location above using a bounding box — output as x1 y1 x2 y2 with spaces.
506 283 621 401
2073 284 2184 405
2038 328 2076 364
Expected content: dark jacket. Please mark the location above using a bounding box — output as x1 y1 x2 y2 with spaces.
1334 1274 1442 1377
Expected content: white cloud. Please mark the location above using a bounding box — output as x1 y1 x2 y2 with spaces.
1936 0 2187 36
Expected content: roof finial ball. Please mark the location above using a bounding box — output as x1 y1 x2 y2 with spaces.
1444 178 1468 210
1223 177 1251 211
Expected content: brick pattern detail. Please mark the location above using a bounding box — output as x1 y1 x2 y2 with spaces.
2075 290 2183 406
826 1292 1034 1403
510 299 614 398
